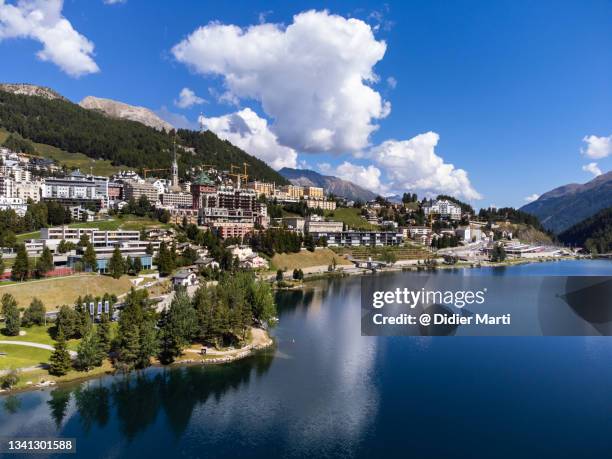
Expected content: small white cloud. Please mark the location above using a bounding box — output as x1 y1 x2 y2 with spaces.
386 76 397 89
174 87 206 109
368 132 482 201
0 0 99 77
199 108 297 170
524 193 540 203
172 10 389 154
582 162 602 177
103 0 126 4
581 135 612 159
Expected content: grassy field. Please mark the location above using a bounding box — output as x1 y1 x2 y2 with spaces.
15 231 41 242
331 244 432 261
271 248 352 271
67 215 168 231
0 128 121 176
0 325 80 350
9 360 115 390
325 208 379 230
0 344 51 370
0 274 133 311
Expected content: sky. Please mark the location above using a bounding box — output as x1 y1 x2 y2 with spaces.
0 0 611 208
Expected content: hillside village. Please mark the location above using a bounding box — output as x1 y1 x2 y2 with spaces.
0 90 582 390
1 141 571 285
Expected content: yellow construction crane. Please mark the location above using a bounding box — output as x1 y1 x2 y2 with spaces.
229 162 249 186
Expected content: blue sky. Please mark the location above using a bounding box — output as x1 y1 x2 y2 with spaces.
0 0 611 208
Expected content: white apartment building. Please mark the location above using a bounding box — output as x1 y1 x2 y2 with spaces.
40 226 140 247
0 175 15 197
0 196 27 216
42 170 108 205
304 215 343 234
15 180 44 203
423 199 462 220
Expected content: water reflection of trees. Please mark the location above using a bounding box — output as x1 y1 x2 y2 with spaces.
47 351 274 440
275 277 359 317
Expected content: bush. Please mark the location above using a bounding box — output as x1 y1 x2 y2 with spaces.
0 370 20 389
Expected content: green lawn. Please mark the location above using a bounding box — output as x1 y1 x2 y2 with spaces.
1 325 79 350
16 231 41 242
325 207 379 230
0 344 51 370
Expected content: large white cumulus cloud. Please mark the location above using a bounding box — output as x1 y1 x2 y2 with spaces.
369 132 482 200
199 108 297 170
0 0 99 77
172 10 389 153
320 161 387 195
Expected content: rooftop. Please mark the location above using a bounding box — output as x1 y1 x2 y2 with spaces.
193 171 215 186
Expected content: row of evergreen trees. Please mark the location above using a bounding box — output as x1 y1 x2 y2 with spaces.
246 228 302 257
48 273 276 375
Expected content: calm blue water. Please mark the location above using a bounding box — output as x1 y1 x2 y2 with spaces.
1 260 612 458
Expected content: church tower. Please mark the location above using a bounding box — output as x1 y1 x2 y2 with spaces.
171 137 180 191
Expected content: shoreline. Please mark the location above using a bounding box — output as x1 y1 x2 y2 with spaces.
1 257 601 394
0 328 275 395
290 255 589 284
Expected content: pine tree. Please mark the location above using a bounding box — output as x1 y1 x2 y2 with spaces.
155 242 174 276
158 288 197 363
56 305 79 339
108 247 125 279
22 297 45 327
0 251 4 276
83 243 98 272
75 328 102 371
97 314 111 356
36 246 54 277
137 320 159 369
49 329 72 376
126 256 135 275
249 281 276 323
78 233 90 248
116 288 158 370
157 309 174 364
11 244 29 281
133 257 143 274
193 285 214 342
117 325 140 371
1 293 20 336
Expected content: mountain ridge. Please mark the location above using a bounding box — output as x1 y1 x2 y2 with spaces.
520 171 612 233
79 96 174 131
0 83 67 101
279 167 378 202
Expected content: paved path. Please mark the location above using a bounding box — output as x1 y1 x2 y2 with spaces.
0 340 77 357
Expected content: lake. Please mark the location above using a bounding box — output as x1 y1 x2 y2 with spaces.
1 260 612 458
